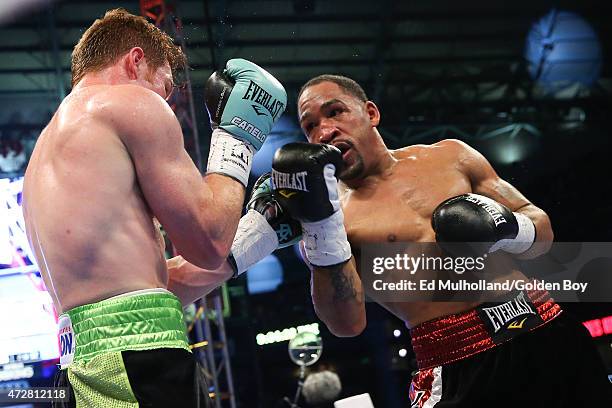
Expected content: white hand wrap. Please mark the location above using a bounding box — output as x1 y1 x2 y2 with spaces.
230 210 279 276
206 128 255 187
302 210 351 267
489 212 536 254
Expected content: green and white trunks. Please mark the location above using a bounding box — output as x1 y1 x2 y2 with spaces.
55 288 209 408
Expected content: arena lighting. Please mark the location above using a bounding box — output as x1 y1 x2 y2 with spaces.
582 316 612 338
525 9 602 90
0 0 56 25
393 329 401 338
256 323 320 346
398 348 408 358
484 124 541 165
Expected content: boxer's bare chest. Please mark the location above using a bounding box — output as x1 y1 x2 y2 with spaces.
341 147 478 325
342 148 471 246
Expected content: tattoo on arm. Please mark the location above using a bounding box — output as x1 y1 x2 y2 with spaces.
329 266 357 302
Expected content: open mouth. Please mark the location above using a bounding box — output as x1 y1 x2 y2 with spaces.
332 141 352 161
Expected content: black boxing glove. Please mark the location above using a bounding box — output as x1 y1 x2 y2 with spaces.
247 173 302 247
432 193 536 254
271 142 351 267
228 173 302 277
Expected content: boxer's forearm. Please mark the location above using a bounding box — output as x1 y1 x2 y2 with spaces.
166 256 233 305
311 257 366 337
192 174 245 267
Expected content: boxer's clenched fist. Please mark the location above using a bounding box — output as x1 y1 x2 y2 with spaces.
205 59 287 186
271 142 351 267
228 173 301 277
432 193 536 254
247 172 302 248
271 143 343 222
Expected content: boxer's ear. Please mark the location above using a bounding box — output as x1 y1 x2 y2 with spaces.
365 101 380 127
125 47 145 80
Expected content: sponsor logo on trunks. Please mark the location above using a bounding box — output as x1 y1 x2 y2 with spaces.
508 317 529 329
464 194 507 226
58 315 76 369
242 80 286 120
481 291 536 333
230 116 266 144
60 331 73 356
271 170 309 193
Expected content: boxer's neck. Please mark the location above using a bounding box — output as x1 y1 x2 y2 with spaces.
73 57 155 91
344 130 396 190
73 65 131 90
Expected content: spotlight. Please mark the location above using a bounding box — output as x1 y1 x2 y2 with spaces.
398 348 407 358
525 9 602 90
393 329 401 338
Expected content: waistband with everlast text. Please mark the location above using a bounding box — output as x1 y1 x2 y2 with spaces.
410 287 562 369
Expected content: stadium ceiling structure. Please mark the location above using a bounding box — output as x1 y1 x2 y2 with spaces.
0 0 610 149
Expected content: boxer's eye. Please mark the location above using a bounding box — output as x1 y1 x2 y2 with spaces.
304 122 315 134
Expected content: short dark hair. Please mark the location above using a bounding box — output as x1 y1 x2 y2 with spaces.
298 74 368 102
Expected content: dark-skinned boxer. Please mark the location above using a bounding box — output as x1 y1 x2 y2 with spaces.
238 75 611 406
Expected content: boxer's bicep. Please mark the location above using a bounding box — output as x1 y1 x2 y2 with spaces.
458 140 554 248
116 88 232 268
457 140 530 212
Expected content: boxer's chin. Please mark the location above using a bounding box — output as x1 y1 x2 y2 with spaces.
338 155 365 181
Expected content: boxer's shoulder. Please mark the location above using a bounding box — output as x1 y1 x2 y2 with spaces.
393 139 478 171
391 139 466 157
428 138 474 159
77 85 181 145
431 139 479 162
391 143 428 159
388 140 465 170
432 138 471 149
65 85 173 120
99 85 172 115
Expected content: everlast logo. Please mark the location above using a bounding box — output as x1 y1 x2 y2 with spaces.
271 170 309 192
242 80 285 120
465 195 507 226
481 292 536 333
